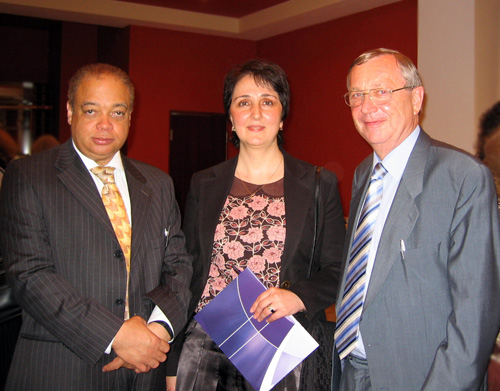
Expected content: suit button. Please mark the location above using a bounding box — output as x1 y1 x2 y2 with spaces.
114 250 123 258
115 298 124 306
281 280 291 289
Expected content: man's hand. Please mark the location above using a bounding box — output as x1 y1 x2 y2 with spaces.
102 358 135 373
102 316 169 373
148 321 171 342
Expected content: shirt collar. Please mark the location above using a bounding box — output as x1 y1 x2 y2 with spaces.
72 140 124 172
373 125 420 182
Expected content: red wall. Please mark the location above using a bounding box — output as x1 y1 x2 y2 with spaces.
127 27 256 171
256 0 418 212
59 22 99 142
57 0 417 213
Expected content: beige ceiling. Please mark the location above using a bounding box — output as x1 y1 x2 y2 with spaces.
116 0 289 18
0 0 401 41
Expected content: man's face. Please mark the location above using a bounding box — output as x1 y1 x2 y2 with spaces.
67 74 131 166
348 55 424 159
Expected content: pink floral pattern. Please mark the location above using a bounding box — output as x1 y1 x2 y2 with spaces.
267 226 286 242
268 200 285 217
214 224 225 241
197 191 286 312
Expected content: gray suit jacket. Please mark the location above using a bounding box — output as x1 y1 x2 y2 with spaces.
337 130 500 390
0 140 192 391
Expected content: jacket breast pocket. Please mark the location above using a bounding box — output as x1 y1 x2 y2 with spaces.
399 241 447 287
402 241 441 263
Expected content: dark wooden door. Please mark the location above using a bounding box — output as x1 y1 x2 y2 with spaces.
169 111 228 217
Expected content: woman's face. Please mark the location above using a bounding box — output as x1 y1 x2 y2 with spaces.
229 75 283 149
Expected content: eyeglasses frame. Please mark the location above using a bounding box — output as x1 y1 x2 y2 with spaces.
343 86 414 107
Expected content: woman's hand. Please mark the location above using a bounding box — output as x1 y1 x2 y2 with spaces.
250 287 305 323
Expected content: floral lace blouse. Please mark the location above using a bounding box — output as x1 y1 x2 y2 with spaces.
196 177 286 312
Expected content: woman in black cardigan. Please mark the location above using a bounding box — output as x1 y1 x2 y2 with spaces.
167 59 345 391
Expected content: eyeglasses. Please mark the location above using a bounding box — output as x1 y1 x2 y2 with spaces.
343 86 414 107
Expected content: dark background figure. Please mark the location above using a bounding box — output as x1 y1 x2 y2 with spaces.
31 134 60 155
0 234 21 391
477 101 500 207
0 129 19 172
0 128 22 390
166 59 346 391
477 100 500 391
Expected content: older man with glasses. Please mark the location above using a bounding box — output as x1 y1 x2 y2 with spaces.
334 48 500 391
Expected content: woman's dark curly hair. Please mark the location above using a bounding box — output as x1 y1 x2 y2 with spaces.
477 101 500 160
223 59 290 148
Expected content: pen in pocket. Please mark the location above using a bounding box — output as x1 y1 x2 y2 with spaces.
400 239 406 260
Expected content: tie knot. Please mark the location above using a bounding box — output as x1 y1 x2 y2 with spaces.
372 163 387 181
91 166 116 185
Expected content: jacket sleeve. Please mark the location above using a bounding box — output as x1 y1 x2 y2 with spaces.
165 172 201 375
288 168 346 317
422 163 500 389
144 172 193 338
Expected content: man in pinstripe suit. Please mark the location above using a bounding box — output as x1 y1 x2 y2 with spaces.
0 64 192 390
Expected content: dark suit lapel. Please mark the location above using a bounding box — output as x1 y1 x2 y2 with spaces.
198 158 237 278
281 151 311 277
123 157 152 264
55 140 116 238
364 131 430 308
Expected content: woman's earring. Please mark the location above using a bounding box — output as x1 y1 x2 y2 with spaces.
232 126 235 132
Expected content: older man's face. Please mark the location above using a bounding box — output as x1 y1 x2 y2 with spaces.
349 55 423 160
67 74 131 166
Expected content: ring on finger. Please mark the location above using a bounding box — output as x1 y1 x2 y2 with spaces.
268 306 276 313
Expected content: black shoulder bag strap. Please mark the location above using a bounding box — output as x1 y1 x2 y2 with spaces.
308 166 322 277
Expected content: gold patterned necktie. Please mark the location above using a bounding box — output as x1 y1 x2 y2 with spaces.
90 166 132 320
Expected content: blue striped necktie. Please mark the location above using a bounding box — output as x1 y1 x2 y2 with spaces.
335 162 387 360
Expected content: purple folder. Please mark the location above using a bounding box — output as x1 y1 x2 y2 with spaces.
195 268 318 391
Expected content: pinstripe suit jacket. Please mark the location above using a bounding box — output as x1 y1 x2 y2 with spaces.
0 140 192 391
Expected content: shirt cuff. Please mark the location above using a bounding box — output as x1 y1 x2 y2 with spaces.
105 305 174 354
105 337 115 354
148 305 175 342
